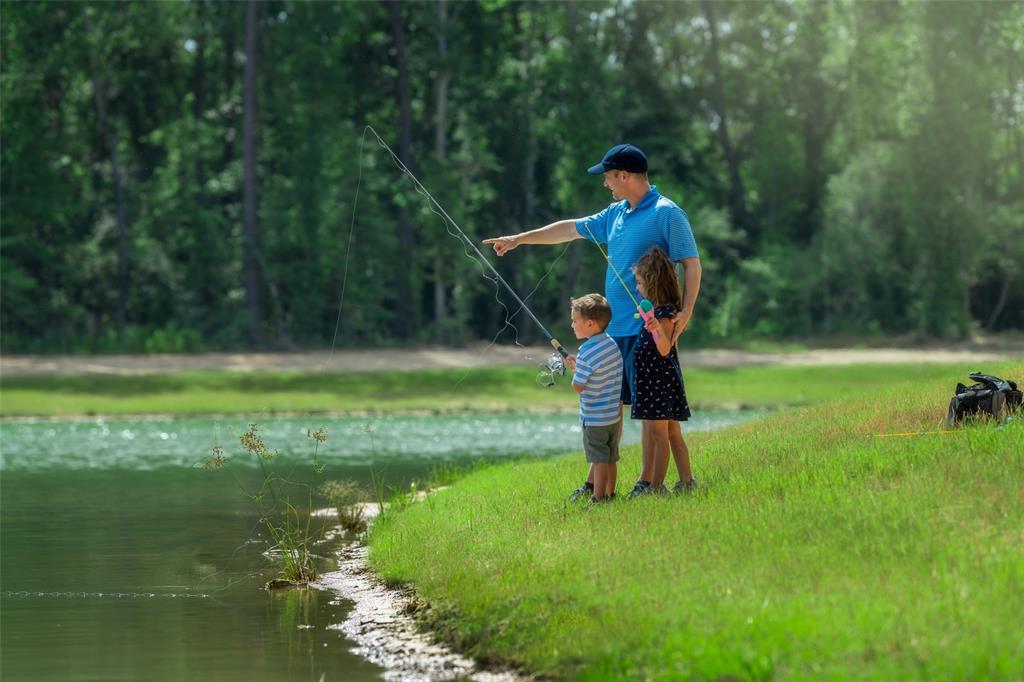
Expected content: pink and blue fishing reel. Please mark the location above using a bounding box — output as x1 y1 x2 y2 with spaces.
634 299 660 341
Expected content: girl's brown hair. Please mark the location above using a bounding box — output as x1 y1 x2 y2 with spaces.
632 246 682 310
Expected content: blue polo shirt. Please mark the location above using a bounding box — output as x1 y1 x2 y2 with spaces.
575 186 699 337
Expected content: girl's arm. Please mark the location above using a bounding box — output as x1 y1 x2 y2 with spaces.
644 317 676 356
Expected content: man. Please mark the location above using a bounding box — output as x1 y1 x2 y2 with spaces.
484 143 702 499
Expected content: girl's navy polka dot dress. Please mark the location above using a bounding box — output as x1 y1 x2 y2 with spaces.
630 305 692 421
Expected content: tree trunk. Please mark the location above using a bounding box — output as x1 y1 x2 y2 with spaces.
701 0 754 251
558 2 583 308
797 118 827 244
520 4 537 226
220 7 238 170
433 0 450 343
985 275 1014 330
1013 51 1023 174
794 2 840 245
519 7 538 342
84 11 130 337
191 2 210 323
243 0 264 344
389 0 415 339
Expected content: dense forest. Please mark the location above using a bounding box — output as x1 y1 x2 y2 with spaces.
2 0 1022 353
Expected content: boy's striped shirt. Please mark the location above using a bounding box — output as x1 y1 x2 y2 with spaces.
572 332 624 427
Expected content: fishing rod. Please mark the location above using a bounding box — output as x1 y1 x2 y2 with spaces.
362 126 570 362
580 222 663 341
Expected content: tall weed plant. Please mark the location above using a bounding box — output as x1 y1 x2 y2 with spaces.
203 424 329 585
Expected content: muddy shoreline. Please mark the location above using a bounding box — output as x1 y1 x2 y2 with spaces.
315 501 522 681
316 542 521 682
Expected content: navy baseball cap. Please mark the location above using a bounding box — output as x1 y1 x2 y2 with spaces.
586 143 648 175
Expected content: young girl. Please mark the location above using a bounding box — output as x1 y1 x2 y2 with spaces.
628 245 696 497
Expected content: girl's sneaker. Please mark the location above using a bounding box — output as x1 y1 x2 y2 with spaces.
673 478 697 495
627 480 651 499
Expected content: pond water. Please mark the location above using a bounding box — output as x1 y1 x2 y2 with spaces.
1 411 758 681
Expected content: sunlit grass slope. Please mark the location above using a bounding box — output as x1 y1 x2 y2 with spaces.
368 361 1024 680
0 362 1006 417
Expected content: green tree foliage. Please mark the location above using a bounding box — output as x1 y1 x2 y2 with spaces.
2 0 1021 352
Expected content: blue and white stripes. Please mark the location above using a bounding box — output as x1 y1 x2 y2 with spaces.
573 332 624 426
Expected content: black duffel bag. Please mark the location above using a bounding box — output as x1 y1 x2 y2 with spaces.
947 372 1023 427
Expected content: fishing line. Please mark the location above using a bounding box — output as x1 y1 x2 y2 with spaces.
298 125 582 528
869 430 959 438
578 219 680 349
257 124 588 553
327 125 572 374
579 222 642 310
449 241 573 394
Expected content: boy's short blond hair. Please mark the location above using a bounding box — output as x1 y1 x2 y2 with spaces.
571 293 612 331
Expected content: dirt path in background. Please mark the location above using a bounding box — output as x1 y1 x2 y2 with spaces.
2 342 1021 376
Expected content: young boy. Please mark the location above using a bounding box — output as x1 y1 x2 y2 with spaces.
569 293 624 502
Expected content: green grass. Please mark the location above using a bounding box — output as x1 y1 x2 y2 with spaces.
0 367 570 417
368 360 1024 680
0 362 1008 417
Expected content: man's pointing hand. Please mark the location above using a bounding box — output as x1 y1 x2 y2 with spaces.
483 235 521 256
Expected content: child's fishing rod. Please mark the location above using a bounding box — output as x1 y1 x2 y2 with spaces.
363 126 569 360
579 223 661 341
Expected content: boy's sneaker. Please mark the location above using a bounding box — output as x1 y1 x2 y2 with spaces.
673 478 697 495
569 483 594 503
627 480 651 499
651 483 670 496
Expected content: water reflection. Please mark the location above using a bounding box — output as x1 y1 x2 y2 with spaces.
0 465 385 681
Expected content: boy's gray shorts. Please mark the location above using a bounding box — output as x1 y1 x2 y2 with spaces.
582 423 620 464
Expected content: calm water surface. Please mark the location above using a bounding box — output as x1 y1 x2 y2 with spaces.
1 411 757 681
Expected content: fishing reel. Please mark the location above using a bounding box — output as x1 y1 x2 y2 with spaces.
536 351 567 388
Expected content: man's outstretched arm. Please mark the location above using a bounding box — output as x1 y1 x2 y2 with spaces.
483 219 582 256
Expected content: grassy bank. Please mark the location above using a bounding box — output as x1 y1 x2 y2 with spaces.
368 361 1024 680
0 362 1002 417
